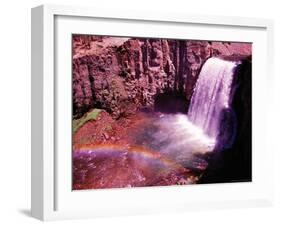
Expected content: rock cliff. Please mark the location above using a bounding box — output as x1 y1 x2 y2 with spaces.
72 35 251 118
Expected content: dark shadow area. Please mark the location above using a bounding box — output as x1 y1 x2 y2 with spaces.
199 56 252 184
154 91 189 114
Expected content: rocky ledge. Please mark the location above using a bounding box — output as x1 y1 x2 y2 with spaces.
72 35 251 119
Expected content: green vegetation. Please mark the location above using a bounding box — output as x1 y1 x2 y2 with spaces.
73 109 103 133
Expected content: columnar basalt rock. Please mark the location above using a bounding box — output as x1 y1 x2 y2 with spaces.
72 36 252 118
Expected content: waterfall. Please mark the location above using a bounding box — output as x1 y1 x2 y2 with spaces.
188 57 238 140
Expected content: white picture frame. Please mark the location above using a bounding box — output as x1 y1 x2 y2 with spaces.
31 4 274 221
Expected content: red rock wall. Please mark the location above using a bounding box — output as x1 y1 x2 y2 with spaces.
72 35 252 118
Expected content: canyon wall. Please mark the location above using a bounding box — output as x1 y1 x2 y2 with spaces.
72 35 252 118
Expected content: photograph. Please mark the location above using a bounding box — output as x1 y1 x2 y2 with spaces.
72 35 252 190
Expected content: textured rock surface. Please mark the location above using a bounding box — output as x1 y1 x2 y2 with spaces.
72 35 252 118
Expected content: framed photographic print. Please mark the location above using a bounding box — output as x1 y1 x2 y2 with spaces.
31 4 274 220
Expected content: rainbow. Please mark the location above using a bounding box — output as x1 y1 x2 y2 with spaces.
74 143 188 172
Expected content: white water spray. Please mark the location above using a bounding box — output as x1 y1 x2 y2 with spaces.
188 57 238 139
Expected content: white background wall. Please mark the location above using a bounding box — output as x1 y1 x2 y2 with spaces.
0 0 280 225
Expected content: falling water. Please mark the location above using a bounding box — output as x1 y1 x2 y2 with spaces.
188 57 238 140
73 57 242 189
